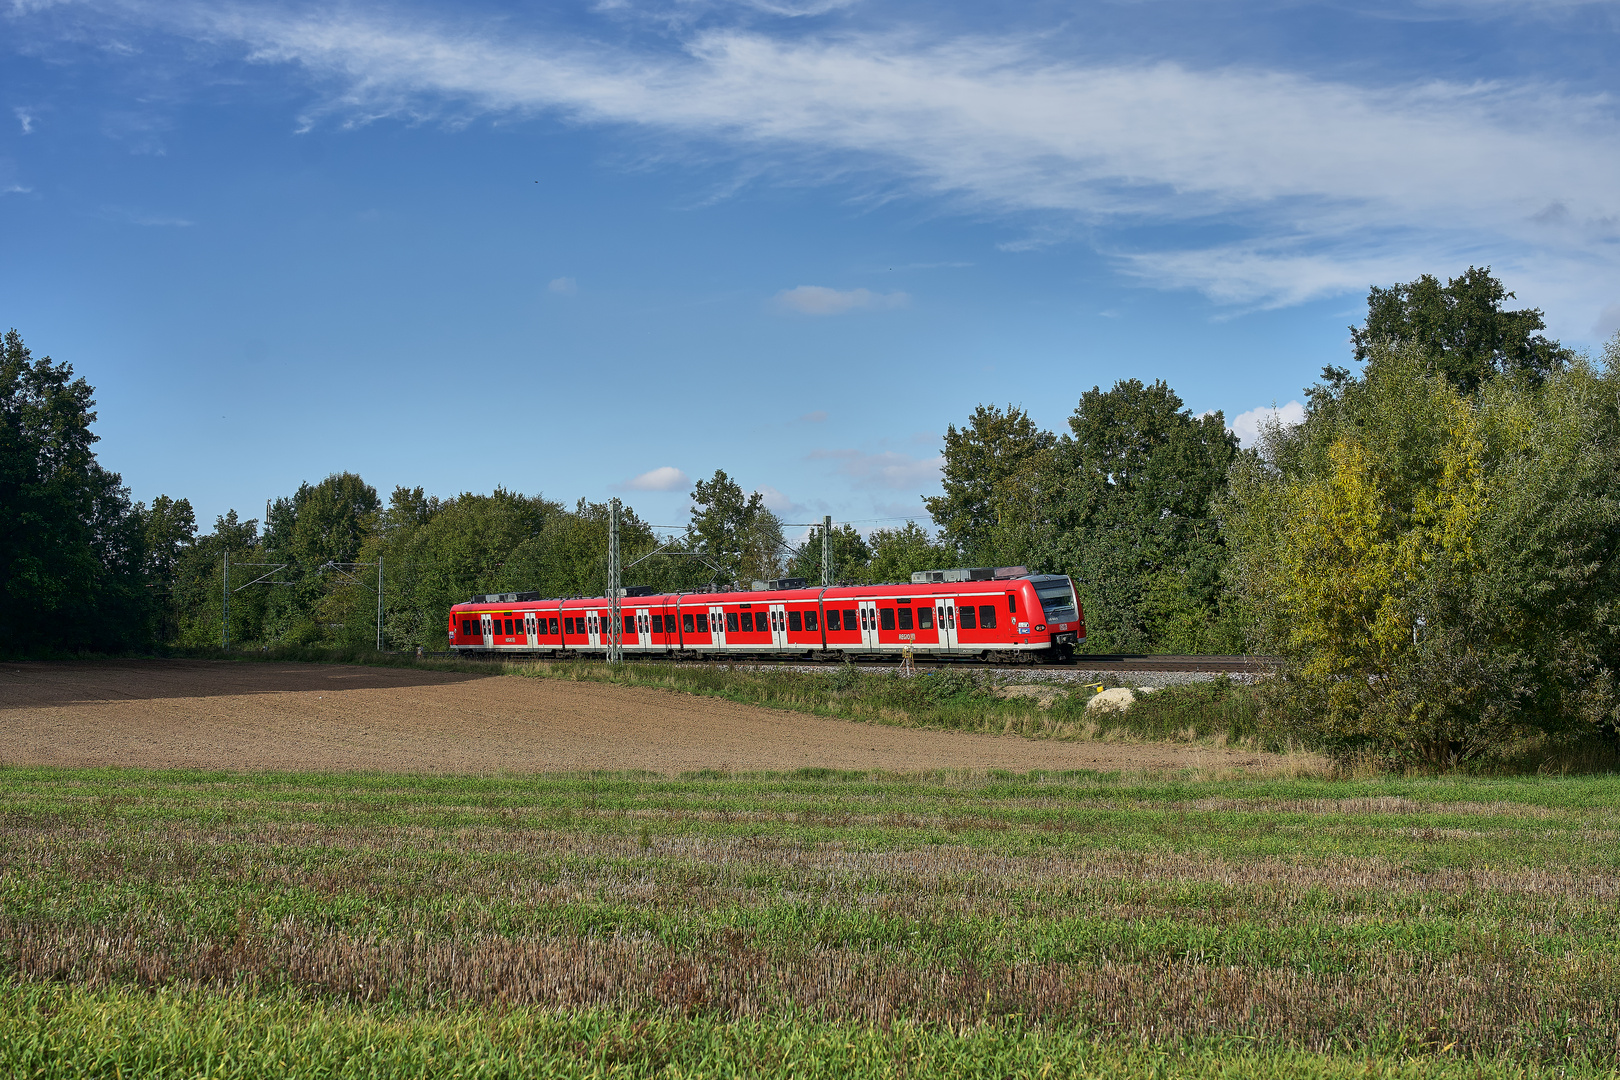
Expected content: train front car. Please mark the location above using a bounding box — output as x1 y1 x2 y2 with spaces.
1025 574 1084 660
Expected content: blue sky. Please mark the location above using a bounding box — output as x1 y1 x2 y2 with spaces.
5 0 1618 539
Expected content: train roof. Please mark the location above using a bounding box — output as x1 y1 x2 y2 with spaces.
450 574 1070 610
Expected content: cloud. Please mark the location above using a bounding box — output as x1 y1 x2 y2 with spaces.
810 447 942 491
27 4 1620 320
773 285 908 315
735 0 863 15
1595 302 1620 339
14 108 33 135
1228 400 1306 447
753 485 813 519
797 410 828 423
547 276 577 295
1 185 31 196
620 465 689 491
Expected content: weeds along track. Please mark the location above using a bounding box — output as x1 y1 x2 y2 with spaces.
3 767 1619 1069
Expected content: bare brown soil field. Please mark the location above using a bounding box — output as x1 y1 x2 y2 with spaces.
0 659 1300 775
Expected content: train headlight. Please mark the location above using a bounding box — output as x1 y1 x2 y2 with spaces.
1035 624 1046 632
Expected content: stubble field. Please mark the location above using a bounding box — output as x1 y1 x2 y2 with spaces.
1 660 1616 1077
2 764 1618 1078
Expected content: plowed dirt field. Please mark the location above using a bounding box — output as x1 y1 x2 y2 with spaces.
0 660 1299 775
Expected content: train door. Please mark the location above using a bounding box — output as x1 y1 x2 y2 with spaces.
480 613 493 648
524 612 536 647
857 600 880 651
708 605 726 649
767 603 787 649
635 608 651 649
935 599 957 650
587 610 601 648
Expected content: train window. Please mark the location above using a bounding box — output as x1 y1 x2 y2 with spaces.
959 606 977 630
548 618 558 635
788 611 802 632
804 611 817 632
461 619 471 636
740 611 754 632
844 609 858 629
624 615 635 634
826 609 840 632
564 617 574 635
695 613 709 633
879 608 895 631
918 607 933 629
980 605 998 629
726 612 739 633
503 618 513 636
682 613 694 633
896 608 913 631
1008 594 1017 613
652 614 663 634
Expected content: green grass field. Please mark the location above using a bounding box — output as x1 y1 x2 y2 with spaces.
2 765 1617 1077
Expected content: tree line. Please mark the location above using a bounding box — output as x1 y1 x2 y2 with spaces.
5 268 1617 763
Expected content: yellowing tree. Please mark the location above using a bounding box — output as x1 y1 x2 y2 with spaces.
1227 343 1620 765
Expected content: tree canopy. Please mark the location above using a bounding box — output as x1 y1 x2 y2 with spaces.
1350 266 1573 394
0 329 159 653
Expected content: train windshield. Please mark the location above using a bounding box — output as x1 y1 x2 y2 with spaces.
1032 577 1078 622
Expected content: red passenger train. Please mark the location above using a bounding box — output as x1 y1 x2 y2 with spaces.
448 568 1084 663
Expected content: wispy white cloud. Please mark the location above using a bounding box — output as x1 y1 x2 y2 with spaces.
797 409 828 422
754 484 815 519
14 108 34 134
547 276 578 295
773 285 908 314
30 3 1620 324
810 447 942 490
1228 400 1305 447
619 465 689 491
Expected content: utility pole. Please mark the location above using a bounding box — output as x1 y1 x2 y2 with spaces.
376 556 384 652
821 515 833 587
607 498 623 664
222 551 229 649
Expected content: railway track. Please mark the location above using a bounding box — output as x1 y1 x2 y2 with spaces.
432 651 1275 674
1055 654 1274 673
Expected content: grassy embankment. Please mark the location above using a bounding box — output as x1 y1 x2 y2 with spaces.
2 766 1617 1077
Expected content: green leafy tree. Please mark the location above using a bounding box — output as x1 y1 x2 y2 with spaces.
925 404 1052 566
371 489 559 648
140 495 196 582
256 473 381 645
1350 266 1573 394
864 522 951 584
686 470 782 585
786 523 872 584
172 510 261 647
0 329 154 653
137 494 196 641
1038 379 1239 653
1225 340 1620 765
